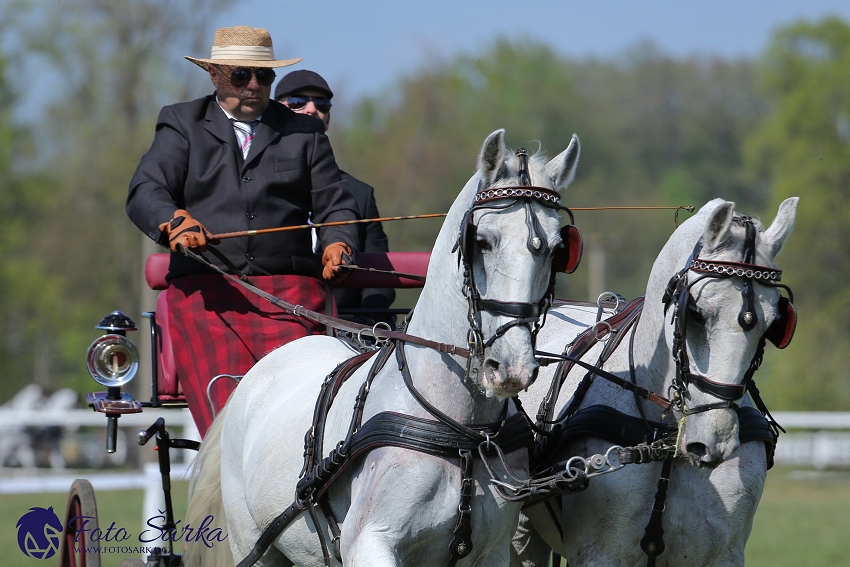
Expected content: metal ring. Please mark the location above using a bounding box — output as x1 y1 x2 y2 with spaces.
597 291 624 314
372 321 391 346
207 374 243 418
357 327 373 349
592 320 613 341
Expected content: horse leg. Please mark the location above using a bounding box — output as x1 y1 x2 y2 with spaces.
511 510 556 567
341 448 462 567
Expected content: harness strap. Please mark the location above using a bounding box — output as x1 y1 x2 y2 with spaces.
235 502 305 567
479 298 542 318
537 351 672 411
301 350 379 477
446 449 475 567
535 297 646 435
640 455 674 567
178 246 471 357
397 341 496 443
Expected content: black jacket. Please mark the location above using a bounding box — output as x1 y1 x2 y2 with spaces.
127 95 359 280
330 172 395 324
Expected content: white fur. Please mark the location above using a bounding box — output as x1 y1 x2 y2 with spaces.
185 129 581 567
512 198 798 567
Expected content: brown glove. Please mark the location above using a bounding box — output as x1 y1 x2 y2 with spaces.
158 209 217 252
321 242 352 282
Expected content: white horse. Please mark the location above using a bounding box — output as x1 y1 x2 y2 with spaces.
184 128 582 567
512 198 798 567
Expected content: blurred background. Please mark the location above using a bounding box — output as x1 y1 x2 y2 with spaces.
0 1 848 565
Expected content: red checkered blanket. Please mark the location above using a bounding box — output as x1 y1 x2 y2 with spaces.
167 274 326 436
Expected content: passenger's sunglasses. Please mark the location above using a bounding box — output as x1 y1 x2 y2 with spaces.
226 67 276 88
282 96 332 113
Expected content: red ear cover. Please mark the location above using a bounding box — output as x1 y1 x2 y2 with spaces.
554 225 583 273
766 296 796 349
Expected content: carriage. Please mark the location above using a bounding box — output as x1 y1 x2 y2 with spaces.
62 251 430 567
60 129 798 567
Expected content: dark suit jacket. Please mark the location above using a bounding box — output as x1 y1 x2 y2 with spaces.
127 95 359 279
329 172 395 324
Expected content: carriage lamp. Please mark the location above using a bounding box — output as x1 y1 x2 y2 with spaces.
87 334 139 387
85 311 143 453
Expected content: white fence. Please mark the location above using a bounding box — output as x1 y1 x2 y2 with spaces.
771 412 850 469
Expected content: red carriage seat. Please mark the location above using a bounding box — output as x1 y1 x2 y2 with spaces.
144 254 183 403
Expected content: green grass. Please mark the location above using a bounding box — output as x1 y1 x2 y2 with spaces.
745 467 850 567
1 468 848 567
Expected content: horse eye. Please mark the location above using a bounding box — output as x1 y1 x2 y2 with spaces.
476 237 492 252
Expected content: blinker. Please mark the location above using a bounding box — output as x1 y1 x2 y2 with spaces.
553 224 583 273
765 296 796 349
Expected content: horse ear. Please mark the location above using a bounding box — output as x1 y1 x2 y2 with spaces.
544 134 581 190
478 129 507 186
702 201 736 252
761 197 799 258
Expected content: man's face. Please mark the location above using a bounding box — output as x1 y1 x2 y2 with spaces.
210 65 273 121
278 87 331 131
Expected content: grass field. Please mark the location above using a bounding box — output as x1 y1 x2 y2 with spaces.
1 467 847 567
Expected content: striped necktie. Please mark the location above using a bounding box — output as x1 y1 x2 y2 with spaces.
230 118 260 159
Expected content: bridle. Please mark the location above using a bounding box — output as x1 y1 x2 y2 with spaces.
662 215 797 418
453 148 583 377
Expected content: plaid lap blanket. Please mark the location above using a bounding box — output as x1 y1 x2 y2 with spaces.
167 274 326 436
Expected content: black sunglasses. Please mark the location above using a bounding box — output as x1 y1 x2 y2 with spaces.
282 96 332 113
226 67 276 88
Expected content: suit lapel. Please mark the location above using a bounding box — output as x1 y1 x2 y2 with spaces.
244 102 286 171
203 94 242 161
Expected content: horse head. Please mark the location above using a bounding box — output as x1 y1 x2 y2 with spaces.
653 197 798 466
417 129 580 400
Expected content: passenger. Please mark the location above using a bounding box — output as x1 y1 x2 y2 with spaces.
126 26 359 436
275 70 396 328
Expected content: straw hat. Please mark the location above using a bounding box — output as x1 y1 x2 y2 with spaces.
185 26 301 70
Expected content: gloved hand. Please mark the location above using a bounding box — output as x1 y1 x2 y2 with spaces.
158 209 217 252
321 242 352 282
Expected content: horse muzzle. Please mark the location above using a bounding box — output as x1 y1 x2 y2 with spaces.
680 407 741 467
481 332 539 398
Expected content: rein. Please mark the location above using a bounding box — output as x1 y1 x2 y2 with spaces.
177 245 470 357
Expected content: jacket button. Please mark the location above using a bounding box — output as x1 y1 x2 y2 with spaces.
246 212 255 219
242 176 252 183
246 254 254 261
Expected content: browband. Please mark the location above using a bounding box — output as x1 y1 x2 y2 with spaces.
473 186 562 207
688 259 782 282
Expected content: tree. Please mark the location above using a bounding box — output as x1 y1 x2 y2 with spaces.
334 40 765 303
746 18 850 409
0 0 232 400
0 5 62 400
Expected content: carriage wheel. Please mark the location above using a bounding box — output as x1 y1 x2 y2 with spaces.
58 479 101 567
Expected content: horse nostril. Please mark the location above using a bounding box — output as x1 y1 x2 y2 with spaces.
686 442 708 459
483 359 501 382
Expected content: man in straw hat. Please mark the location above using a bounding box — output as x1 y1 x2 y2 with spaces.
126 26 360 436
